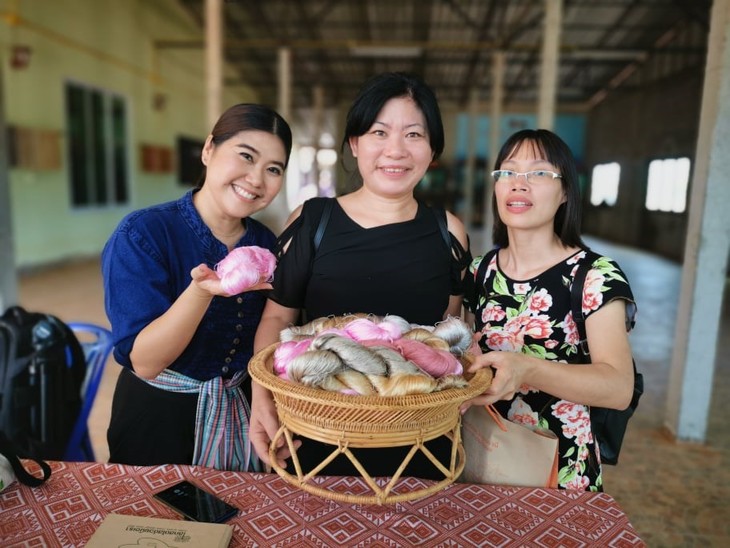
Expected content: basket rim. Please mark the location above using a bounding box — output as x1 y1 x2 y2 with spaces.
249 342 492 409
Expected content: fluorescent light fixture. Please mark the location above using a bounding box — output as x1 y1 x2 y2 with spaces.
350 46 422 58
567 49 645 61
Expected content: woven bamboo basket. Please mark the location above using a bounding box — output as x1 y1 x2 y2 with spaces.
248 342 493 504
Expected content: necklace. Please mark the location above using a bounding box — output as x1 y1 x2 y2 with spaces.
211 226 243 239
210 223 245 247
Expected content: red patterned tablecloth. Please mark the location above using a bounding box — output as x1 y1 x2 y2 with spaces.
0 460 644 547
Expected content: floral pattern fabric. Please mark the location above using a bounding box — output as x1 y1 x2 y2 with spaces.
463 248 635 491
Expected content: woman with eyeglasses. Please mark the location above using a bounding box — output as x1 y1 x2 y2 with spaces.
461 129 637 491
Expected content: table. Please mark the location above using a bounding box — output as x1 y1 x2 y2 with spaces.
0 460 645 547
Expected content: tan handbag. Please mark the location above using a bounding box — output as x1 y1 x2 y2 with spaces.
461 405 559 488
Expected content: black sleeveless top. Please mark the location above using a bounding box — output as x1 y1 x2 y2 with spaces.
270 197 470 326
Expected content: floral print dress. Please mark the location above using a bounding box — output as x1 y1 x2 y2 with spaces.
463 248 636 491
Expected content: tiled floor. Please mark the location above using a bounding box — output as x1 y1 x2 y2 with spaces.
16 237 730 547
583 238 730 548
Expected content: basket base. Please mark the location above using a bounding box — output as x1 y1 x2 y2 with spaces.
269 418 465 505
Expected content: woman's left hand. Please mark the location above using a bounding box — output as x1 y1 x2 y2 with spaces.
190 263 273 296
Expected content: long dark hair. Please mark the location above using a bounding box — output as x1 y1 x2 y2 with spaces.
196 103 292 189
341 72 444 160
492 129 585 249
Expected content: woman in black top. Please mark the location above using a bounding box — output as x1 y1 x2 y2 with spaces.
250 72 471 478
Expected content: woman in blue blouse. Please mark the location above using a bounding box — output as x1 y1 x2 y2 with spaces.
102 103 292 471
462 129 636 490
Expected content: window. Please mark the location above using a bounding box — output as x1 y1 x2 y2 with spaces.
590 162 620 206
66 82 129 206
645 157 690 213
177 136 205 186
286 143 337 211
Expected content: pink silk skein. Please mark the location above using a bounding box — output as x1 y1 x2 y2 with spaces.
215 246 276 295
273 339 312 378
392 338 463 378
358 338 462 378
343 318 402 342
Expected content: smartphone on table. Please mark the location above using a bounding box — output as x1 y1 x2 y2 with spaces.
153 480 239 523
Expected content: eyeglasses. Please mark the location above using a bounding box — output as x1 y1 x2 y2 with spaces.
491 169 563 184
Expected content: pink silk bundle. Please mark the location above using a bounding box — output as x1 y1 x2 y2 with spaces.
215 246 276 295
392 338 463 377
273 339 311 378
359 338 462 378
343 317 404 342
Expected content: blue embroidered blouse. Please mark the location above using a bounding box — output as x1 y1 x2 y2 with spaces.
101 190 276 381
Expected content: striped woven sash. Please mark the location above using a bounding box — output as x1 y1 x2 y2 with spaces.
143 369 259 472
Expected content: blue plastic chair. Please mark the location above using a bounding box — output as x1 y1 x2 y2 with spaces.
63 322 114 462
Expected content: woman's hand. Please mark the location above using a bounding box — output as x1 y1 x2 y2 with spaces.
249 382 300 469
251 302 303 467
460 350 531 412
190 264 273 297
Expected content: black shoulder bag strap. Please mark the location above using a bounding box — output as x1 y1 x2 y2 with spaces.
570 250 600 360
429 205 472 262
430 206 450 251
0 432 51 487
475 248 499 287
313 198 334 253
275 198 335 260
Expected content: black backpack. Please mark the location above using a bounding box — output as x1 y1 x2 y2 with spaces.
0 306 87 460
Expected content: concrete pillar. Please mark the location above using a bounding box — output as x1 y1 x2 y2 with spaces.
483 51 505 248
313 85 324 192
665 0 730 441
0 62 19 310
462 87 479 227
205 0 223 128
278 47 292 121
266 47 293 231
537 0 562 130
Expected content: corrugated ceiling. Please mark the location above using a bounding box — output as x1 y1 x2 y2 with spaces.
172 0 710 110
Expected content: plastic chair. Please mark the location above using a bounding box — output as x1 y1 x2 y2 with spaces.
63 322 114 462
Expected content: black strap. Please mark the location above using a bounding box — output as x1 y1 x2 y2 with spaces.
571 249 598 358
312 199 334 253
475 248 499 289
0 432 51 487
431 206 450 251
